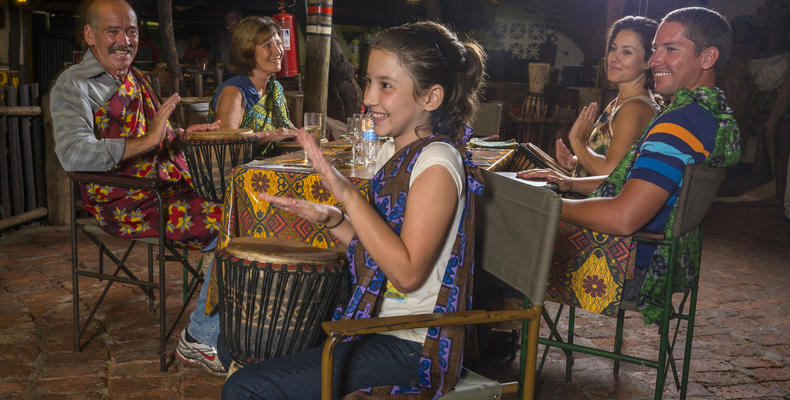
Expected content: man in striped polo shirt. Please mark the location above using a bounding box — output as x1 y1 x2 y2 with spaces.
518 7 740 313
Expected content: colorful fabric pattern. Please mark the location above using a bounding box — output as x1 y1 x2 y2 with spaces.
80 68 220 249
593 86 741 323
216 144 512 250
208 76 291 156
209 143 512 317
217 142 368 251
334 130 484 399
546 221 636 317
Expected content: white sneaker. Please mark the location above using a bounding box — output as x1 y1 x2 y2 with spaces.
175 329 227 375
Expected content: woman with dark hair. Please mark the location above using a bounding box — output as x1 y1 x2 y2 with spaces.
208 15 296 155
556 16 662 177
222 20 486 399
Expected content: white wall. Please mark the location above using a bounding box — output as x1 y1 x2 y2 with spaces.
488 4 584 68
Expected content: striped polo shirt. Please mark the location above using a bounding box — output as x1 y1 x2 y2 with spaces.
628 103 718 266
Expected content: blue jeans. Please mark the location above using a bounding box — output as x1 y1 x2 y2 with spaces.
221 334 422 399
186 237 219 347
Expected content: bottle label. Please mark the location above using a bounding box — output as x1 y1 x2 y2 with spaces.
363 130 378 141
282 29 291 50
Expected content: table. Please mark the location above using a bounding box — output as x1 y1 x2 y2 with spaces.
218 141 519 250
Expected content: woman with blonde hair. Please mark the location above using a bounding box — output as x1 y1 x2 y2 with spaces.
209 15 297 155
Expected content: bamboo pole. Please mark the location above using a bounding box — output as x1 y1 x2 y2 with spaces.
156 0 185 127
0 106 41 116
0 207 47 231
303 0 333 139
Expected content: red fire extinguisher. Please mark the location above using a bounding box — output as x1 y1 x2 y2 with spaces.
273 1 299 79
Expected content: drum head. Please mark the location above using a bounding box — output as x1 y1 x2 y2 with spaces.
184 128 255 142
224 237 341 265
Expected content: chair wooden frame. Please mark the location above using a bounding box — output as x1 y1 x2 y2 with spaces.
68 171 204 371
537 164 727 399
319 170 562 400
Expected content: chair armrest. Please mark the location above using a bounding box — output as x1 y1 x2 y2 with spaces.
66 171 165 190
322 307 540 337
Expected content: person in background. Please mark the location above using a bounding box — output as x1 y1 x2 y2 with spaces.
217 9 242 68
50 0 220 248
50 0 228 376
208 15 297 155
222 20 486 399
136 23 160 63
181 35 208 66
519 7 741 321
556 16 661 177
174 15 297 376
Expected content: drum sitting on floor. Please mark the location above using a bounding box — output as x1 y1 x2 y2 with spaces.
182 128 257 203
217 237 346 364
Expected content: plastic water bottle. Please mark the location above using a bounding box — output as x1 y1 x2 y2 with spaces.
360 114 379 167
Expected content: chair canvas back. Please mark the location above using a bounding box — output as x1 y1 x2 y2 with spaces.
469 103 503 137
672 164 726 237
478 170 561 306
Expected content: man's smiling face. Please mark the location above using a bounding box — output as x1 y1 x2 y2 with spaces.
648 21 708 96
85 0 138 79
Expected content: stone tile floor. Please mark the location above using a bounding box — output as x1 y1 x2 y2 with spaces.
1 202 788 399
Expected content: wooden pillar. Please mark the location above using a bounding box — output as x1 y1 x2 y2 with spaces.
766 0 783 55
8 3 20 71
303 0 333 137
5 87 23 215
43 94 71 226
156 0 185 127
425 0 442 20
604 0 625 31
194 73 203 97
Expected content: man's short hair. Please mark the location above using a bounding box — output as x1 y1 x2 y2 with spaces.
663 7 732 73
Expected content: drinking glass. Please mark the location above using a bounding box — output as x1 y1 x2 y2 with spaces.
346 114 362 164
303 112 322 163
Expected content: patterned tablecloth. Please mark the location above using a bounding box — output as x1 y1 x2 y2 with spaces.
215 140 635 318
218 141 517 250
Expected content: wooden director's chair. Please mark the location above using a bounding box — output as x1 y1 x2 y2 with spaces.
538 164 727 399
320 169 562 400
67 172 204 371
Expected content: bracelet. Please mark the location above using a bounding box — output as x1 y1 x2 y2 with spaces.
323 209 346 229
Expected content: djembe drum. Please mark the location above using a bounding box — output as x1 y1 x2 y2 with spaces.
182 128 257 203
217 237 346 365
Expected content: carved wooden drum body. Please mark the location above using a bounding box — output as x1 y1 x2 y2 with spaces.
217 237 346 364
182 128 257 203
